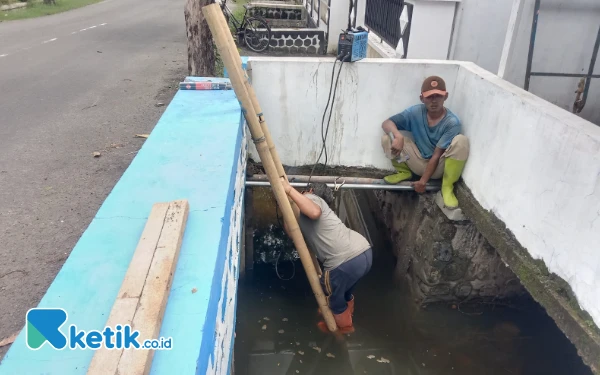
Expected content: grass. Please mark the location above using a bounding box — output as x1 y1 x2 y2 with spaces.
225 0 249 33
1 0 103 22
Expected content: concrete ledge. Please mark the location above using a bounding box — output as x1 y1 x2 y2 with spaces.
367 33 399 59
456 181 600 375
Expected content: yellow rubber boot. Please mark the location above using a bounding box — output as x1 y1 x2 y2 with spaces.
441 158 466 208
384 160 412 184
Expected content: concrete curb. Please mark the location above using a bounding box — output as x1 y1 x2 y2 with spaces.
456 181 600 375
0 2 27 11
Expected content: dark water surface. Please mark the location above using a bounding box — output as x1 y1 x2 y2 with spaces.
233 248 592 375
236 187 592 374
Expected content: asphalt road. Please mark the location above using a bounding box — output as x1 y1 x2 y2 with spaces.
0 0 187 358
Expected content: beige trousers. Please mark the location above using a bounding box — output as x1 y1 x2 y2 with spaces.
381 132 470 179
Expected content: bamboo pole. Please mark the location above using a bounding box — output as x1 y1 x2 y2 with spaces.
213 9 323 278
202 3 337 332
215 14 286 179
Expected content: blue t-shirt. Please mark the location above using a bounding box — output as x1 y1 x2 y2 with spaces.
389 104 461 159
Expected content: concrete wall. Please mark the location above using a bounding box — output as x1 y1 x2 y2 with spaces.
268 29 325 54
452 61 600 331
353 0 600 124
404 0 458 59
247 3 307 28
446 0 600 124
248 57 600 331
247 57 459 168
448 0 512 73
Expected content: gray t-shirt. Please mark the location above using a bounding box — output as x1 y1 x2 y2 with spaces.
297 194 371 271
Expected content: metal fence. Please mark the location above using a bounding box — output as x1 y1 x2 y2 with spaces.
364 0 404 48
304 0 330 28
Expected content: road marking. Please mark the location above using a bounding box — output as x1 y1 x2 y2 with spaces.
75 23 107 33
42 38 58 44
0 54 8 58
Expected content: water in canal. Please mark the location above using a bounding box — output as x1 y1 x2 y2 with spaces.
233 190 592 375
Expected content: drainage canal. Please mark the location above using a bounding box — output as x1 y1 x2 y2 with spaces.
233 181 592 375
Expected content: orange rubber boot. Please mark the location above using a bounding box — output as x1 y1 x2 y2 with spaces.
347 295 355 316
317 308 355 334
318 296 354 316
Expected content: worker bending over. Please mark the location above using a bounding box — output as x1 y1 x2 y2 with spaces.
280 177 372 334
381 76 470 209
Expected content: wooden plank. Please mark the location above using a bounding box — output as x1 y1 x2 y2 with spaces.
87 298 139 375
87 202 170 375
120 203 170 299
87 203 180 375
117 199 189 375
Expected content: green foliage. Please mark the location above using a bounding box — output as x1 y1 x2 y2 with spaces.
1 0 102 22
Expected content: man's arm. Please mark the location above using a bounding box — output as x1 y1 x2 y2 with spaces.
413 147 444 193
280 177 322 220
383 110 412 154
382 119 402 139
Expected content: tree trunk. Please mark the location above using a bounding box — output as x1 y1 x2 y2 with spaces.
43 0 56 4
185 0 216 77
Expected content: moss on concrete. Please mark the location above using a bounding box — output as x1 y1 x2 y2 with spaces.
455 182 600 374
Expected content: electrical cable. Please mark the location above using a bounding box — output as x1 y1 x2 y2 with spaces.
275 250 296 281
274 53 348 280
306 54 348 190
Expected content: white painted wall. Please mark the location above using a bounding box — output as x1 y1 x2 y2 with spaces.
453 61 600 330
326 0 349 54
404 0 458 59
449 0 513 72
247 57 459 168
353 0 600 125
208 123 246 375
449 0 600 124
248 57 600 329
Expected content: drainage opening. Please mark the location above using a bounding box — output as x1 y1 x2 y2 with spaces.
234 185 592 375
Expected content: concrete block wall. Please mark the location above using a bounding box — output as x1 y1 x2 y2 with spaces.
373 190 525 303
247 3 307 28
268 29 325 54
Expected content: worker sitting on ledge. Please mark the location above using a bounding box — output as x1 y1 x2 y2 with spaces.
280 177 372 334
380 76 470 209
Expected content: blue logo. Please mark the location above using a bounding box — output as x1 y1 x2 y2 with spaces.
26 308 172 350
26 308 68 350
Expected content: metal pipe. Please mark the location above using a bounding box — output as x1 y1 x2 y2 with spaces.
246 181 441 191
248 173 440 187
524 0 541 91
530 72 600 79
582 26 600 110
248 173 390 184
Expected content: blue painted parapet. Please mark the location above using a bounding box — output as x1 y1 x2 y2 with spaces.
0 77 246 375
